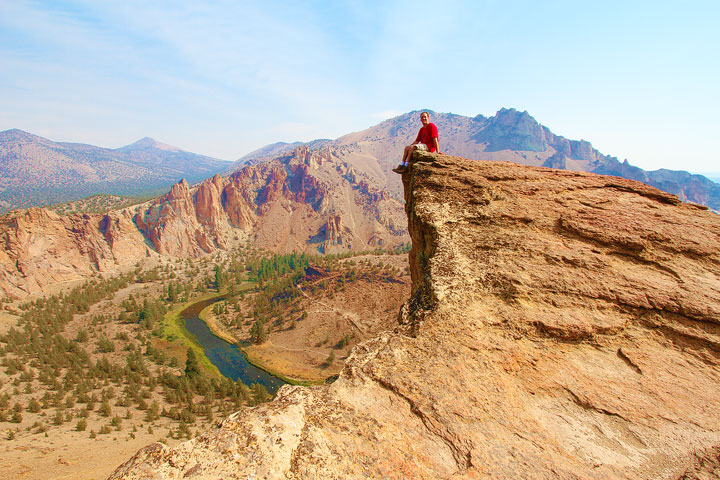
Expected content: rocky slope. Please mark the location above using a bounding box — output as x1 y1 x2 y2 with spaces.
0 129 229 213
0 207 155 298
111 151 720 479
230 108 720 211
0 146 406 298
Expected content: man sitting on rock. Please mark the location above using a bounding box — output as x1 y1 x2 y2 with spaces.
393 111 440 173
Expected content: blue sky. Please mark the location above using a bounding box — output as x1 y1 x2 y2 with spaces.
1 1 718 173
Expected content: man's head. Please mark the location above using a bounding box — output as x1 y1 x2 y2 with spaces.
420 111 430 126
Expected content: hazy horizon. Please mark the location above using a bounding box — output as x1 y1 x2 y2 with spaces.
3 119 720 180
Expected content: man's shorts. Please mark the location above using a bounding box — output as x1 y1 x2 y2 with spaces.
414 143 429 151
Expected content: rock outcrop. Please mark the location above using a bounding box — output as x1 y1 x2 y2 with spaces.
0 207 153 297
0 146 407 298
110 152 720 479
135 146 406 257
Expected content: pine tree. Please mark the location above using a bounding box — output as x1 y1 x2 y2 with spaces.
214 266 225 291
250 384 271 404
167 282 177 302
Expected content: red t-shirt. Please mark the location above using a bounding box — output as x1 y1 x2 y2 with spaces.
415 123 438 152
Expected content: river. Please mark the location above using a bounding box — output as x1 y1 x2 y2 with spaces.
180 297 286 395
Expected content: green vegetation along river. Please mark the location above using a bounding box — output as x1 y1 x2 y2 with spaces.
180 298 286 394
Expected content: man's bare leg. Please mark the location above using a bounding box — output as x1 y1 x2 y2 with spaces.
393 144 416 173
402 145 416 163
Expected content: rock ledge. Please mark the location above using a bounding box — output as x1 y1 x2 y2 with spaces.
110 153 720 479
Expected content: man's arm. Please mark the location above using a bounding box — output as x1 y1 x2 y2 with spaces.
433 137 440 153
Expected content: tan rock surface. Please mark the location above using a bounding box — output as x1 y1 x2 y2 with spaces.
0 207 152 297
110 153 720 479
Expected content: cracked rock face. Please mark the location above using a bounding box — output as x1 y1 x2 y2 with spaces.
111 153 720 479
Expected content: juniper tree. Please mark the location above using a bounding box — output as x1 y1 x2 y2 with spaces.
323 350 335 368
184 348 201 378
249 319 267 344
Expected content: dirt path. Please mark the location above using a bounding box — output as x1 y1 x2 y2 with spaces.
262 340 328 358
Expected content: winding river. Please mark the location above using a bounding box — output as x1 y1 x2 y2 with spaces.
180 298 286 394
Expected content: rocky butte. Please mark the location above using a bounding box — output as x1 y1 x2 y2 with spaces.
110 152 720 479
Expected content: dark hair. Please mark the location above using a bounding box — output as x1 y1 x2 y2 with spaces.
421 111 430 117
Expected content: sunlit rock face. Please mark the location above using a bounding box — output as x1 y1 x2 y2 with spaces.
0 146 407 298
136 146 407 257
0 207 152 297
110 152 720 480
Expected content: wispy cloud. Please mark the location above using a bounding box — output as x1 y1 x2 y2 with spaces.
1 1 718 171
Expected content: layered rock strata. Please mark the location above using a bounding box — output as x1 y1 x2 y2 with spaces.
110 152 720 479
0 147 407 298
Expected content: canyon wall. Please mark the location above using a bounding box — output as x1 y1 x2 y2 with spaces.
0 147 407 298
0 207 154 298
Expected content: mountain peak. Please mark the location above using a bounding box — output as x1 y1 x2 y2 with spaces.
0 128 47 143
494 107 537 124
119 137 183 152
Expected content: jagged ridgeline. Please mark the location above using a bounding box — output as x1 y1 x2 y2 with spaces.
3 108 718 217
230 108 720 210
0 146 408 299
2 109 718 298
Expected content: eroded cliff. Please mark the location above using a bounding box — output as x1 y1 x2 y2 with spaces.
0 146 407 298
111 152 720 479
0 207 154 297
133 146 407 258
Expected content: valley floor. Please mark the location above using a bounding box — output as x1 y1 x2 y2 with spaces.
203 253 409 383
1 418 185 480
0 247 410 479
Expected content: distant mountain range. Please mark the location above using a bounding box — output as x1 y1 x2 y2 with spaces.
0 129 229 213
3 108 719 214
229 108 720 211
2 108 719 297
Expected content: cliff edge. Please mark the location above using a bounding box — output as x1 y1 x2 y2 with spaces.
110 152 720 479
